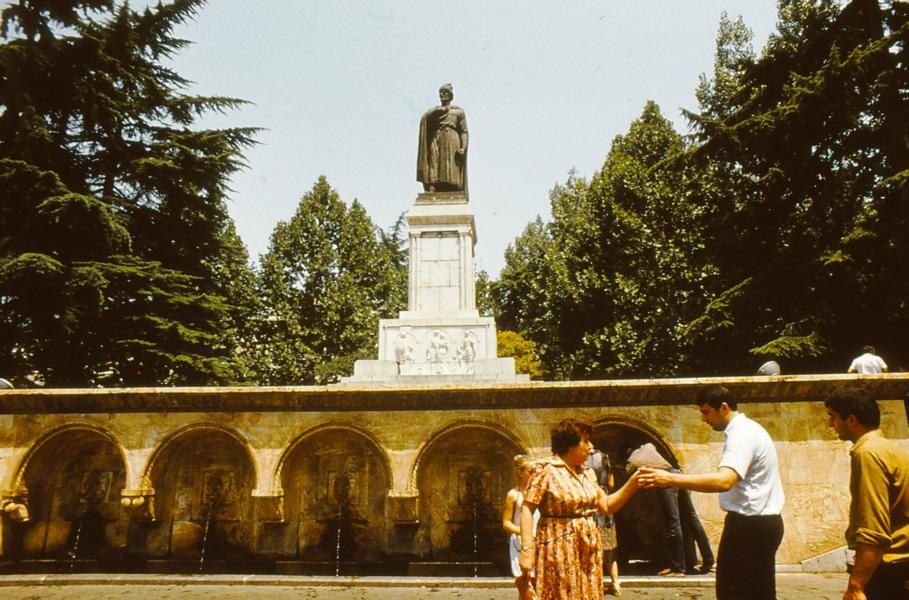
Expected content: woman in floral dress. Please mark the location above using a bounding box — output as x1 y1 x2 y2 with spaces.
518 419 641 600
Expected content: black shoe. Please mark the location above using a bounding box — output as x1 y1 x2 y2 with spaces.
698 562 716 574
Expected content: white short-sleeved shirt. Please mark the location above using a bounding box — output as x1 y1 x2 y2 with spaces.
718 413 785 516
849 353 887 374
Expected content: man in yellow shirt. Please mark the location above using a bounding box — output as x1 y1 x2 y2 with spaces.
825 388 909 600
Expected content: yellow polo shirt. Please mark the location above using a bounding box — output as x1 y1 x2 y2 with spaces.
847 430 909 564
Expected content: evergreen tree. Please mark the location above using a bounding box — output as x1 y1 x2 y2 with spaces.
684 0 909 373
0 0 258 385
252 177 407 385
693 12 756 122
0 160 237 385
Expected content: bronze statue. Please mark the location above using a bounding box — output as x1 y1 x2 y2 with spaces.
417 83 468 194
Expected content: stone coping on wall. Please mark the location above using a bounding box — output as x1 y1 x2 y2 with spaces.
0 373 906 414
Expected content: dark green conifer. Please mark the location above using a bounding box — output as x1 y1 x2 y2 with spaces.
0 0 258 386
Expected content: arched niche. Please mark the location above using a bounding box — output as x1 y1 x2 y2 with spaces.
414 421 524 566
277 425 392 562
143 424 255 561
590 418 683 573
12 425 127 560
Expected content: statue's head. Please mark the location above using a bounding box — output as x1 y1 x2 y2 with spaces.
438 83 453 104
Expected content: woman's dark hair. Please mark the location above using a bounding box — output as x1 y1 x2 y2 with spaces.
551 418 593 455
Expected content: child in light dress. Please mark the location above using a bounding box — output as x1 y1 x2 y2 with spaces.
502 455 539 600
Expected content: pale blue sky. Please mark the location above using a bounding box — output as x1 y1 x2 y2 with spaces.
167 1 780 276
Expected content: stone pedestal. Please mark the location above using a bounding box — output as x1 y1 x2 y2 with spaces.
344 192 527 383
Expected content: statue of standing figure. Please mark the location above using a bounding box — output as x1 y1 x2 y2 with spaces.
417 83 468 194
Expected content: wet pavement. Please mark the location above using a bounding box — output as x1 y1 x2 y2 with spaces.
0 573 845 599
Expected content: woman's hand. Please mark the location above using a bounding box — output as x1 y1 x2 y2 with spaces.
519 501 538 571
518 545 535 574
626 469 644 490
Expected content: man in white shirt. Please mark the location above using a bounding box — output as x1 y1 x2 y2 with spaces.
848 346 888 375
638 385 785 600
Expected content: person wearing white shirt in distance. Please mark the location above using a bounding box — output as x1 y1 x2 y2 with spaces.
848 346 889 375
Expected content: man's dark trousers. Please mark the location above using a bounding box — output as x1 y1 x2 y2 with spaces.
655 479 686 572
864 560 909 600
680 487 714 570
716 511 783 600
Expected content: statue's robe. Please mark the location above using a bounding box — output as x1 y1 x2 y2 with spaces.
417 104 468 193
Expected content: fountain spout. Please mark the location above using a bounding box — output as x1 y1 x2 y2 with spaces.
2 500 29 522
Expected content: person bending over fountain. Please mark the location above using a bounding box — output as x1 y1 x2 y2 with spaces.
503 455 540 600
518 418 642 600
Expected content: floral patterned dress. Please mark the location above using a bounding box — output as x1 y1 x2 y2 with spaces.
523 457 605 600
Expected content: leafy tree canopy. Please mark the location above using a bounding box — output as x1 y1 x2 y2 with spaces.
496 330 542 379
251 177 407 385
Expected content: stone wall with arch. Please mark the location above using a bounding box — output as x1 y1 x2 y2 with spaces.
589 416 682 569
0 374 906 572
139 423 258 561
4 424 128 560
261 423 393 561
412 420 525 567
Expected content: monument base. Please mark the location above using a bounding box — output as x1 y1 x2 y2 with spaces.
341 191 528 384
341 358 528 385
341 314 529 384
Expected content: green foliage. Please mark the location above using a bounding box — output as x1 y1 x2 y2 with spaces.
496 104 707 378
749 331 829 360
494 214 569 377
497 1 909 376
0 1 259 386
692 12 756 121
683 0 909 373
250 177 407 385
496 330 542 379
0 160 238 385
208 220 260 382
475 269 495 317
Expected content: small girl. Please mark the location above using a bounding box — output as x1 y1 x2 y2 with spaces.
502 455 539 600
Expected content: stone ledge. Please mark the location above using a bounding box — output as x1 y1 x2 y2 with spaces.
800 545 852 573
414 191 468 205
0 374 906 414
407 198 476 236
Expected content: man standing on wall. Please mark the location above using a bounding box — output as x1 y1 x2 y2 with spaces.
825 388 909 600
848 346 889 375
638 385 785 600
